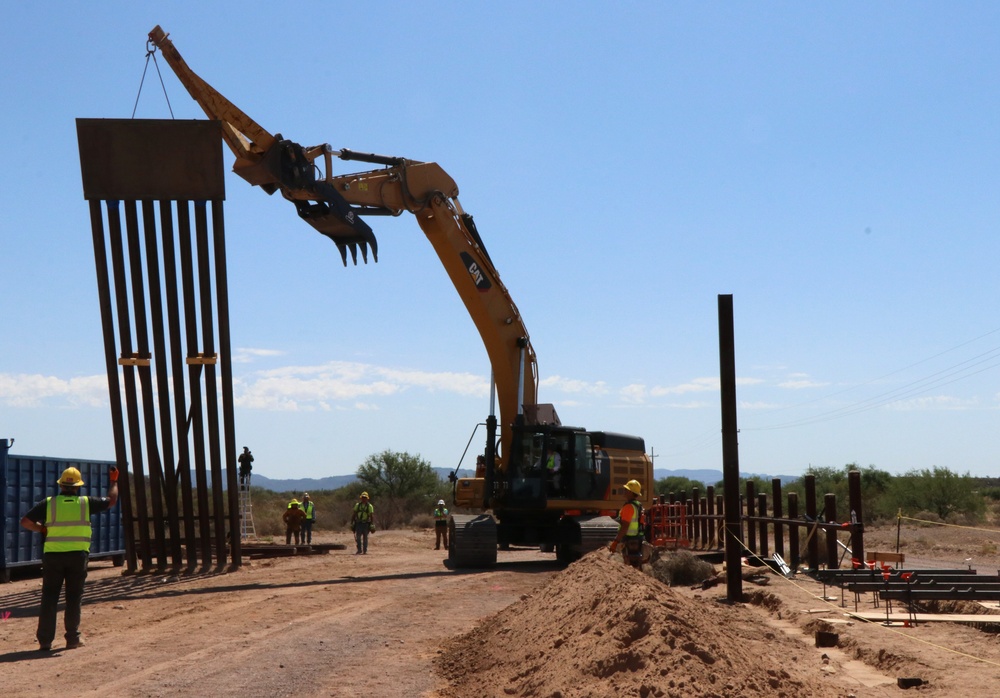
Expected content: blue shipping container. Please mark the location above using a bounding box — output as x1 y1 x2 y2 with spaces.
1 439 125 582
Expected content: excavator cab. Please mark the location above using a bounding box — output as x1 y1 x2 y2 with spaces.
503 426 612 507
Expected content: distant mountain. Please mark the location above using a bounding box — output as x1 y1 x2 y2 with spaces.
247 467 473 493
654 469 723 486
654 469 800 487
245 468 796 493
248 473 357 493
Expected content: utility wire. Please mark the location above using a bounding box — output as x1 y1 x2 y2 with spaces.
744 329 1000 432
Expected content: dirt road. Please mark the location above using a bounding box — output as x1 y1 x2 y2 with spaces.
4 525 1000 697
0 530 559 698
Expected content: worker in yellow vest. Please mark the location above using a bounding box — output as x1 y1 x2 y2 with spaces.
433 499 449 550
609 479 645 569
351 492 375 554
300 493 316 544
20 465 119 652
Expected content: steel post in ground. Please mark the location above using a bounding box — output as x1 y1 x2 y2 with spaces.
718 295 742 602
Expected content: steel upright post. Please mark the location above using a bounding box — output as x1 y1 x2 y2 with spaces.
718 295 743 602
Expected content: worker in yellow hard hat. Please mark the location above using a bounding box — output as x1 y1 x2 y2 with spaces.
609 479 645 568
20 464 120 651
351 492 375 554
282 499 307 545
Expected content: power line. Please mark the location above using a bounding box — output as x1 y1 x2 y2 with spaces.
744 329 1000 432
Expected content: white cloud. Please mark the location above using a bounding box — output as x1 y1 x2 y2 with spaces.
0 373 108 408
541 375 609 395
778 378 829 389
651 377 720 396
234 360 489 411
740 400 782 410
232 347 287 364
885 395 977 411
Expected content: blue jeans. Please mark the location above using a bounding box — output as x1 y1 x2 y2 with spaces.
301 520 313 544
354 522 371 553
37 551 89 647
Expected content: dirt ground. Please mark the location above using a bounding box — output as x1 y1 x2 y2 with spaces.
1 523 999 697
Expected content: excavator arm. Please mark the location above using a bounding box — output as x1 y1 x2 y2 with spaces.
147 26 541 464
148 25 380 265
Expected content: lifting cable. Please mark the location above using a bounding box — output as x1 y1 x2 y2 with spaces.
132 39 174 119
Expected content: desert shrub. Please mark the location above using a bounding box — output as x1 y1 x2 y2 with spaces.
410 513 435 529
945 510 981 527
910 510 942 524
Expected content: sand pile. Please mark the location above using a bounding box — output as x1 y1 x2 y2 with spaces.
436 551 848 698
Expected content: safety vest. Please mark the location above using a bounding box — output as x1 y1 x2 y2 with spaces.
354 502 373 522
434 507 448 522
302 501 315 520
622 501 643 537
44 496 92 553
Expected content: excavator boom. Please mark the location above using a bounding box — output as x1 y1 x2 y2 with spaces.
147 26 539 463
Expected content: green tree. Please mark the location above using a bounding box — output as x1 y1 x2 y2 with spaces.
356 450 439 529
655 476 706 500
885 466 985 522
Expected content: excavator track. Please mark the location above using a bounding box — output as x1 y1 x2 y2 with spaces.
556 515 619 564
448 514 498 568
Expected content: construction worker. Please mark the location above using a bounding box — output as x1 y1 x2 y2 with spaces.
545 444 562 495
351 492 375 555
609 479 645 569
238 446 253 486
20 465 119 651
283 499 307 545
300 493 316 544
433 499 449 550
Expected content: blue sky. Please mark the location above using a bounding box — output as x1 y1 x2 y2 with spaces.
2 3 999 480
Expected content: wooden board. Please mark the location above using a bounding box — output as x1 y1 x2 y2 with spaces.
847 611 1000 624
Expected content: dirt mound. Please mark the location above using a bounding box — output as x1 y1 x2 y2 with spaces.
436 551 848 697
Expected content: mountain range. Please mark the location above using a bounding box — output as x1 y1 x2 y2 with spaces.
247 468 798 493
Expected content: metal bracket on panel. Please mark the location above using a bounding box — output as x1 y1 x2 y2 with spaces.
185 353 218 365
118 353 152 367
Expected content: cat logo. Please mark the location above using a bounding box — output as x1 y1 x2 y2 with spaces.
460 252 492 292
345 210 355 224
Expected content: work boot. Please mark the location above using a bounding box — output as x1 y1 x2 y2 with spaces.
65 637 84 650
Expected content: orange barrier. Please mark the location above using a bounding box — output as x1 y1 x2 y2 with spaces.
647 503 690 549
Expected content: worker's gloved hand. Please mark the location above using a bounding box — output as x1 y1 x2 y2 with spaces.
109 466 119 482
40 525 48 537
609 541 618 554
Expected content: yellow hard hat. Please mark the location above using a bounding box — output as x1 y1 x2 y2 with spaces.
360 492 369 499
289 499 300 506
624 480 642 496
57 467 85 487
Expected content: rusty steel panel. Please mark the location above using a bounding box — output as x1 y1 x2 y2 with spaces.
77 119 225 201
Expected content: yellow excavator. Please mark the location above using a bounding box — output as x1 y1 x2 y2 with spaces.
148 26 652 566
